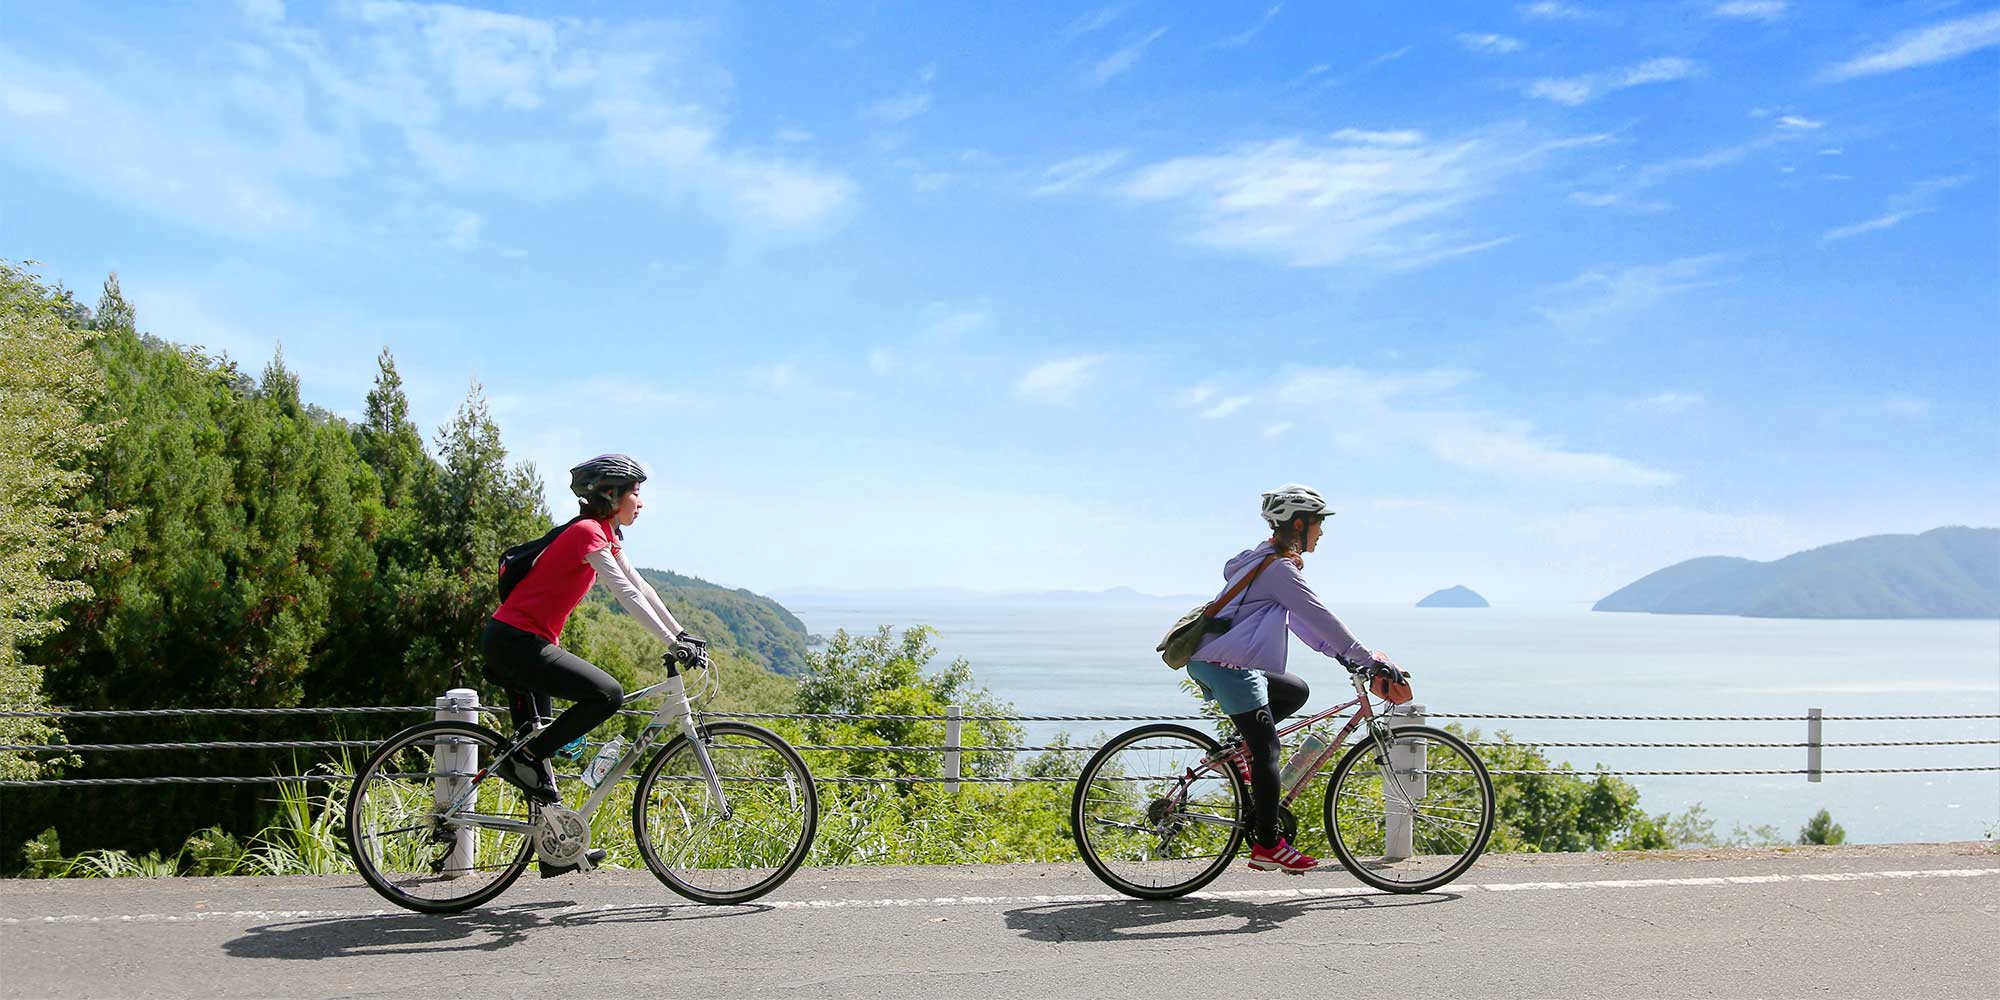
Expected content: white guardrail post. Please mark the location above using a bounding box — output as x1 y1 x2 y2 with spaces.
1807 707 1823 783
944 704 962 794
434 687 480 878
1382 703 1427 861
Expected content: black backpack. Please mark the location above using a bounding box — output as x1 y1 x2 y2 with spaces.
497 515 617 601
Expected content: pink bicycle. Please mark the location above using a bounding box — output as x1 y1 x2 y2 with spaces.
1070 662 1494 899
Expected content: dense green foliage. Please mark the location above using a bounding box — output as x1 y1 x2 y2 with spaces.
0 263 119 780
1595 528 2000 618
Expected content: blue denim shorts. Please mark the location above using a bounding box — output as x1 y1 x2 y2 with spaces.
1184 659 1268 716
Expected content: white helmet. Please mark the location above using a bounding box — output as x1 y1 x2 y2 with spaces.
1260 484 1331 527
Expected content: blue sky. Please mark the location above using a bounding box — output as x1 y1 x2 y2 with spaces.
4 0 1995 601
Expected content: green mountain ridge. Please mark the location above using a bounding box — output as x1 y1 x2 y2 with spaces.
587 567 812 675
1594 526 2000 619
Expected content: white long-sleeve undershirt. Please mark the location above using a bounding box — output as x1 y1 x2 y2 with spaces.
586 546 685 644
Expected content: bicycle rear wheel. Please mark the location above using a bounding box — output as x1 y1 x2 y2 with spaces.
1071 724 1247 900
1322 724 1493 893
632 721 818 904
345 720 537 914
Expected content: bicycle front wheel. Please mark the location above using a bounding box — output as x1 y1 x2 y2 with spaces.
632 721 818 904
345 720 537 913
1071 724 1247 900
1322 724 1494 893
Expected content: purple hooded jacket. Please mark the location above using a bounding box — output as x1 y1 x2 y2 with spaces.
1190 540 1375 676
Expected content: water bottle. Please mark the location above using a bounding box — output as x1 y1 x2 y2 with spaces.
1279 730 1331 791
582 735 626 789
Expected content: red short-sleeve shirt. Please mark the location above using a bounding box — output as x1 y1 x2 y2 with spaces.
492 518 616 643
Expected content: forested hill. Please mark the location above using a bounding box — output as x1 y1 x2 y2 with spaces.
588 568 811 676
1594 527 2000 619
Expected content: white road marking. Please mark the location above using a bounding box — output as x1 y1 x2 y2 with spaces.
3 867 1995 925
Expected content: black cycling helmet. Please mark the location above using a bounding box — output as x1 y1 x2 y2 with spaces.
569 453 647 515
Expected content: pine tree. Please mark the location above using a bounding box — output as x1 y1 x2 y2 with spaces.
93 272 134 333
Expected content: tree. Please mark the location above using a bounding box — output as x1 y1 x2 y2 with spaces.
93 271 134 334
1799 808 1846 846
0 263 118 779
393 383 547 697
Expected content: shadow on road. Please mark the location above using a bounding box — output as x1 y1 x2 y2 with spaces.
1005 892 1458 943
222 900 769 960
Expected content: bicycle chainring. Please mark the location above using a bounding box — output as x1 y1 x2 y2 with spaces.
534 806 590 866
1278 805 1298 844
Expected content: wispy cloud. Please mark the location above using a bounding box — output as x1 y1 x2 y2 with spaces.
1539 255 1726 330
1457 33 1524 54
1016 355 1107 403
1775 114 1822 130
1201 395 1253 419
1711 1 1788 21
1642 390 1706 413
1114 128 1582 269
0 3 859 241
1032 150 1129 196
1276 365 1677 487
1823 175 1971 242
1092 27 1168 84
1826 9 2000 79
1062 6 1126 40
861 92 931 125
1529 57 1697 105
1215 5 1283 49
1519 2 1597 21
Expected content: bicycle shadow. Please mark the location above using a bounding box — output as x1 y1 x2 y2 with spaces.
1004 891 1458 943
222 899 771 961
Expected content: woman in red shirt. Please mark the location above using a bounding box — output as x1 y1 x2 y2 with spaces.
482 454 702 830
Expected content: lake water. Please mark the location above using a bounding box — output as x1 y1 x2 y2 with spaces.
785 597 2000 845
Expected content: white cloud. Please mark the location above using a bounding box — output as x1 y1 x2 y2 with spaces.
1643 391 1705 412
1519 2 1594 21
1775 114 1823 130
1016 355 1107 403
1529 57 1697 105
445 210 483 250
1091 27 1168 84
1063 6 1125 40
0 4 859 242
861 92 931 125
1275 365 1676 487
1033 150 1130 196
1456 33 1524 54
920 304 991 343
1216 5 1284 48
1201 395 1253 419
774 126 814 144
1539 255 1725 329
1113 129 1579 269
1823 175 1971 242
1827 9 2000 79
1263 422 1293 439
1711 1 1788 20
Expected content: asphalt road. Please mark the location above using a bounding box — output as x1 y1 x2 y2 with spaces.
3 843 1997 1000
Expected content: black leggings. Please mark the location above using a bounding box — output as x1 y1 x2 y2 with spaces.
1230 671 1311 848
479 617 623 760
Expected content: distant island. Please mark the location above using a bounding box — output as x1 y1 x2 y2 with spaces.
1594 526 2000 619
1417 585 1489 608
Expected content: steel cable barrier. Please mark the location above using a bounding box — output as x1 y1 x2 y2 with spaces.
2 697 1996 788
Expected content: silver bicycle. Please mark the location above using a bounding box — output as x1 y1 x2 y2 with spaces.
345 649 817 913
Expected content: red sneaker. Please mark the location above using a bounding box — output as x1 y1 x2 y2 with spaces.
1246 837 1318 874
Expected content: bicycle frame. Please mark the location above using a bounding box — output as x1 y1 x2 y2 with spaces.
1205 669 1401 814
439 659 721 835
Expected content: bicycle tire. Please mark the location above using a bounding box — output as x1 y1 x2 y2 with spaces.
1070 723 1248 900
1321 724 1493 894
345 720 536 914
631 721 818 905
